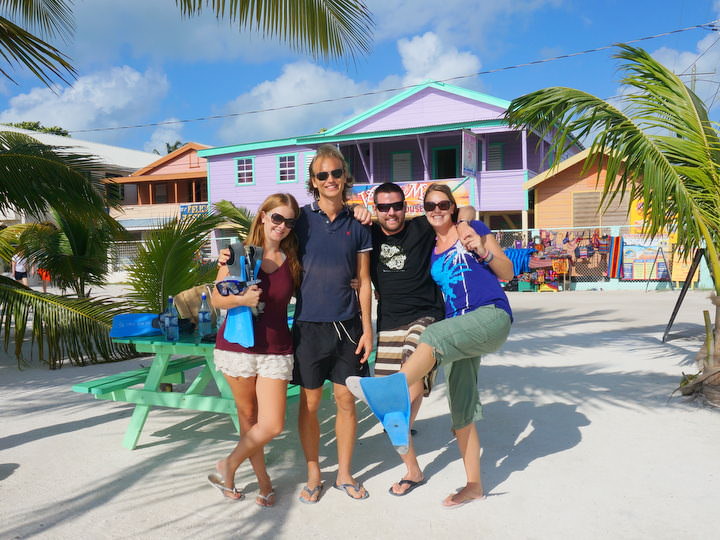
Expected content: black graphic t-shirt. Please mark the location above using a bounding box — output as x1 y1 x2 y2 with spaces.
371 217 445 331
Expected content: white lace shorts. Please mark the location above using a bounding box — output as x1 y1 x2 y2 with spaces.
213 349 294 380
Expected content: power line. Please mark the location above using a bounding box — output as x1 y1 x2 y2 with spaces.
69 19 719 135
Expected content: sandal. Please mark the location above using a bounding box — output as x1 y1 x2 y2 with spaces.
298 483 324 504
333 482 369 500
388 478 425 497
256 490 276 508
207 473 244 500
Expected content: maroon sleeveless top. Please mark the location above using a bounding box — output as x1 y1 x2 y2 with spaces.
215 258 293 355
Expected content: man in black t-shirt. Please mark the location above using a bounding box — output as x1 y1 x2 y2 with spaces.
369 182 445 496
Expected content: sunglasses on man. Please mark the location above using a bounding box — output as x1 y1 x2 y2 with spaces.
375 201 405 213
423 200 453 212
269 212 296 228
314 168 343 181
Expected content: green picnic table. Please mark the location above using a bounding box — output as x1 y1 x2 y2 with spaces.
72 333 369 450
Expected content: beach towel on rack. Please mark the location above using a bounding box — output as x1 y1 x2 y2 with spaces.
503 247 535 276
607 236 623 278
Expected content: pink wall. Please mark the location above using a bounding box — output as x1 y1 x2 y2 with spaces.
149 150 206 175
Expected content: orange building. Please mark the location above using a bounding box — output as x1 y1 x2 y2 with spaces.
524 148 630 229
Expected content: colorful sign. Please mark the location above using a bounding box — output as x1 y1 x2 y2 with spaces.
349 179 477 217
462 130 478 177
621 234 671 281
180 203 210 217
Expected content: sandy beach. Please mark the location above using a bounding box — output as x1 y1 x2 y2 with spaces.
1 289 718 539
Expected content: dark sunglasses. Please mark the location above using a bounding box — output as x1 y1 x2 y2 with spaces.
314 168 343 181
423 200 453 212
375 201 405 213
270 212 296 228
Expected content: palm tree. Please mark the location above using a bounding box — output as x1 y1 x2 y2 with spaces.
0 131 109 219
18 210 125 297
213 199 255 240
126 213 224 313
505 44 720 367
0 132 128 367
1 1 374 87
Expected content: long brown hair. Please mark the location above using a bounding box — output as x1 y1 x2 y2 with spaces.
245 193 302 290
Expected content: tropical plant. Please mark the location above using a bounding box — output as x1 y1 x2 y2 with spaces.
3 121 70 136
505 44 720 369
0 132 128 368
126 214 224 313
18 210 125 297
175 0 374 60
0 276 134 368
1 1 373 88
0 0 75 86
0 130 111 219
213 199 255 240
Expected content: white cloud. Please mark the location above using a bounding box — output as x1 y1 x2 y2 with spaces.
144 120 184 154
0 67 169 143
217 32 485 144
397 32 481 86
650 31 720 111
217 61 372 144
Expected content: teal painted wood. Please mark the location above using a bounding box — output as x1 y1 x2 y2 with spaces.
71 356 204 395
103 388 238 414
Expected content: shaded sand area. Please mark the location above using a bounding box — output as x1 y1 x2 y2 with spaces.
1 290 718 539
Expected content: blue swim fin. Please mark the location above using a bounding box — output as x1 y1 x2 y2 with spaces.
357 373 411 454
223 243 255 348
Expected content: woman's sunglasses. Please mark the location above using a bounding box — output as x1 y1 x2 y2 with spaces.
314 168 343 181
423 200 453 212
375 201 405 213
269 213 296 228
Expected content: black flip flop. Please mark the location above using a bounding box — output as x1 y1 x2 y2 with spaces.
388 478 425 497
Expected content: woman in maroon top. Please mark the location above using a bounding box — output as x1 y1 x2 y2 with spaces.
208 193 302 507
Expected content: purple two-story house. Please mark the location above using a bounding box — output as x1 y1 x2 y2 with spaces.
198 81 576 241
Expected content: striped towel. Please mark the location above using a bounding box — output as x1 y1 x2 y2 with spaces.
607 236 623 278
504 247 536 276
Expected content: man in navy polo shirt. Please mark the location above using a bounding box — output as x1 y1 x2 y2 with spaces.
292 144 373 503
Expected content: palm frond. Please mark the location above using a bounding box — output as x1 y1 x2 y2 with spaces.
126 214 224 312
175 0 374 61
0 0 75 39
0 15 75 86
0 222 30 262
213 199 255 240
505 44 720 289
0 276 135 369
0 131 109 217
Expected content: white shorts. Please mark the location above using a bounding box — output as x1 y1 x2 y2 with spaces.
214 349 294 380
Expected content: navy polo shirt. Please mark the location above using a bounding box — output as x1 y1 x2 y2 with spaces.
294 202 372 322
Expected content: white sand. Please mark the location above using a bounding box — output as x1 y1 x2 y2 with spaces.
1 290 718 539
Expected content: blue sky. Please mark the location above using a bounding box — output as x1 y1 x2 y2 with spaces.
1 0 719 153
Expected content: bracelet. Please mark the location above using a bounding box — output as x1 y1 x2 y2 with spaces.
480 250 494 264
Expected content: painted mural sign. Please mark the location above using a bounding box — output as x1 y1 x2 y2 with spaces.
349 179 477 217
461 129 478 177
180 203 209 217
621 234 671 281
